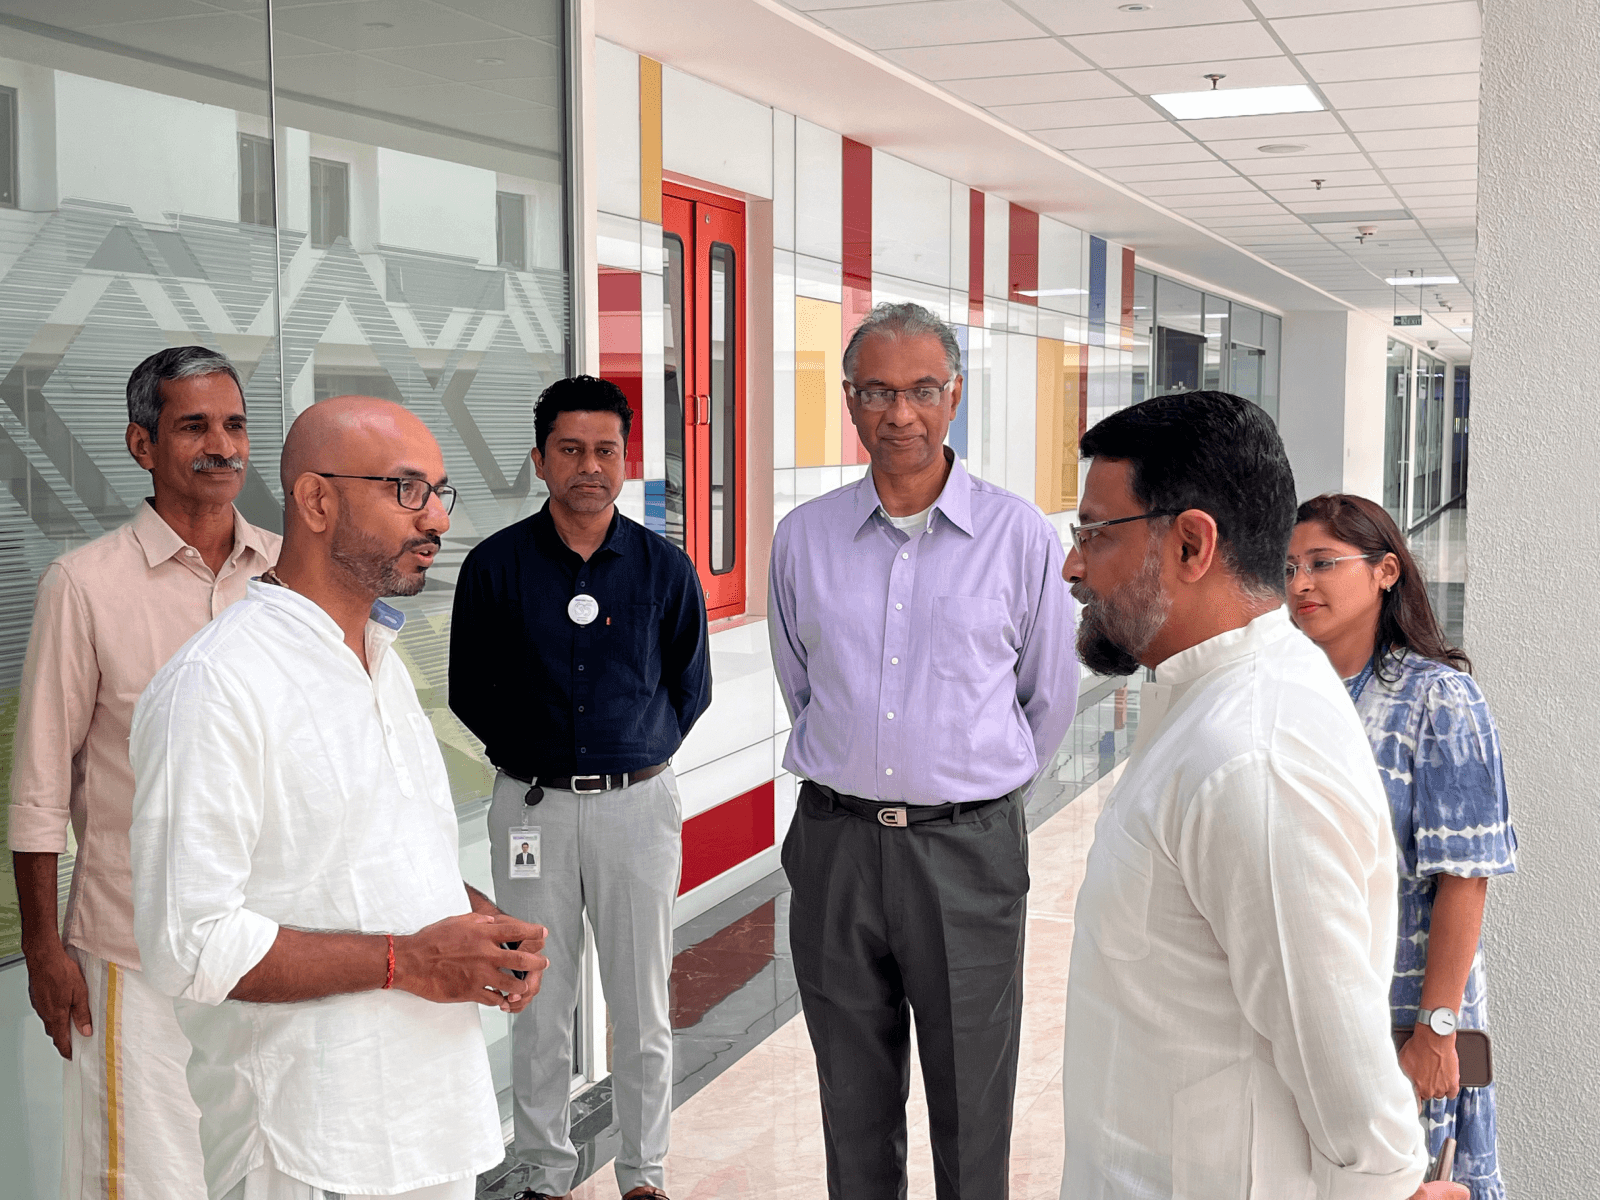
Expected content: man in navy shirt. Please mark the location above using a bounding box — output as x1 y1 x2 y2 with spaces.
450 376 710 1200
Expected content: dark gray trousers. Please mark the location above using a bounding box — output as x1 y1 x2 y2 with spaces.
782 781 1030 1200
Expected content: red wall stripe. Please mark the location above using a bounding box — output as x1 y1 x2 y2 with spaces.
598 267 644 479
1121 246 1137 352
841 137 873 465
1009 204 1039 306
679 780 775 895
968 188 985 328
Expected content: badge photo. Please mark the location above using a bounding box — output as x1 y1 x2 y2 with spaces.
509 828 541 879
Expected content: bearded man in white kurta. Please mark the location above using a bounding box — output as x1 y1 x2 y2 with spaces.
1058 391 1461 1200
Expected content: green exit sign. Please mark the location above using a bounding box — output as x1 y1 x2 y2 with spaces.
1393 314 1422 326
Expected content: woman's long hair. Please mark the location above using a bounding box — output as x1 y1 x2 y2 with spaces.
1295 493 1471 680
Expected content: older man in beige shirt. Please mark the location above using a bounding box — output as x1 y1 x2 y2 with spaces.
8 346 279 1200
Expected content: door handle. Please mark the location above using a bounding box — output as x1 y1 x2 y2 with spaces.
697 394 709 425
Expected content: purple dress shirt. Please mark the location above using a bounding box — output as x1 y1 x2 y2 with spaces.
769 453 1078 805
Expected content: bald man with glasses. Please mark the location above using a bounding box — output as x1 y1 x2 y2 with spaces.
770 302 1077 1200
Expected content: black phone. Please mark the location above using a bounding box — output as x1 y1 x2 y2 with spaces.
502 940 528 981
1392 1027 1493 1088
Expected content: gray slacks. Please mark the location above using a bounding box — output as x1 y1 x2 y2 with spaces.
782 781 1030 1200
489 768 682 1196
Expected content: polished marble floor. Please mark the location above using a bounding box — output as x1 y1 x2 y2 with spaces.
478 765 1121 1200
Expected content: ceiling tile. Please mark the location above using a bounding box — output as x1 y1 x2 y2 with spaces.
1207 131 1360 160
1011 0 1257 36
1134 176 1261 197
1356 125 1477 151
989 95 1162 131
272 50 440 92
1063 22 1282 69
1395 181 1477 198
1163 200 1287 216
1236 153 1374 177
1176 110 1345 142
1275 185 1401 205
1071 142 1217 168
272 0 513 49
1342 101 1478 131
880 37 1089 80
788 0 928 8
1368 146 1477 168
1270 1 1480 53
1102 160 1241 182
1299 38 1479 83
810 0 1042 49
1320 73 1479 110
1380 164 1477 184
369 36 561 81
1039 122 1192 151
943 70 1126 107
1248 167 1385 187
21 0 212 30
1108 55 1304 96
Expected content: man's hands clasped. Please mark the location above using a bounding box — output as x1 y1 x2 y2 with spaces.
394 912 549 1013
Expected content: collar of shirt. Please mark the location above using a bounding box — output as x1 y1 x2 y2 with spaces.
245 577 407 674
130 498 277 572
1153 605 1293 688
530 502 628 565
850 448 976 539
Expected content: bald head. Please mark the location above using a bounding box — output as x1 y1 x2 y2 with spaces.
280 395 437 495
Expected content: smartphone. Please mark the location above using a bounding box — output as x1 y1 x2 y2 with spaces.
501 940 528 982
1428 1137 1457 1183
1392 1027 1493 1088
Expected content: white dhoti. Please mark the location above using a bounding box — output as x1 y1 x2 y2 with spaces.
218 1157 476 1200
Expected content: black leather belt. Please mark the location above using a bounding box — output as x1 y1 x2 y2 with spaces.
802 780 1011 827
507 762 669 806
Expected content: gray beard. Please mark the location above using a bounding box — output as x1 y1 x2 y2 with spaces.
330 523 432 598
1072 539 1171 677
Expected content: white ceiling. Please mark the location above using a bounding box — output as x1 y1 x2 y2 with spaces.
779 0 1480 352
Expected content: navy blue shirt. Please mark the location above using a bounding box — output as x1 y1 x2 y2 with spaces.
449 504 711 778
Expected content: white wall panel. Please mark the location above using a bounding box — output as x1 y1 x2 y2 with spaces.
641 256 665 478
795 118 841 262
795 252 842 303
772 772 799 841
986 327 1009 481
617 478 645 525
773 110 796 252
1104 239 1123 335
661 66 773 199
676 738 778 821
1038 216 1087 316
984 192 1010 300
774 249 797 469
595 210 641 271
871 150 951 288
1006 333 1036 500
595 39 640 219
873 274 951 322
676 620 777 772
949 180 970 296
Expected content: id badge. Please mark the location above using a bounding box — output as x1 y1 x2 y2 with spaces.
509 827 541 879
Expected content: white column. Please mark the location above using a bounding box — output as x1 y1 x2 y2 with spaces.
1277 309 1388 503
1469 0 1600 1193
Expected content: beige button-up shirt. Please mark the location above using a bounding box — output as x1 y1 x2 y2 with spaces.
7 500 279 968
1060 608 1427 1200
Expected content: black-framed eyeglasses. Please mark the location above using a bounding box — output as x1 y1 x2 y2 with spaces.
1068 510 1179 553
316 473 457 514
845 379 957 411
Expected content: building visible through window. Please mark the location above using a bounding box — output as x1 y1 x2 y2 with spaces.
238 133 273 227
310 157 350 248
496 191 527 269
0 86 15 208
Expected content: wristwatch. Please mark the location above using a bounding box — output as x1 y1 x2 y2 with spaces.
1416 1006 1458 1036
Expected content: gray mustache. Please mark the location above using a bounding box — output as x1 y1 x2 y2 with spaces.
191 455 244 472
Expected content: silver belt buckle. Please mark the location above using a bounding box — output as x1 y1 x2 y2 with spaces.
572 775 605 794
877 806 908 828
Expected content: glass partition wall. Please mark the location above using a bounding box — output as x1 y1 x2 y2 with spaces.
0 0 574 1117
1140 269 1280 419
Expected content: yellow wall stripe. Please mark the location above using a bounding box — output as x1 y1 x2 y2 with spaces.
104 962 124 1200
1034 339 1080 514
639 57 662 225
795 297 841 467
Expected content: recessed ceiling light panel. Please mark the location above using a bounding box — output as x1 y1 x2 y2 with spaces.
1386 275 1459 286
1152 85 1324 121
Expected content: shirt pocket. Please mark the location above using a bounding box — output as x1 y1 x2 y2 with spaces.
930 595 1015 682
1078 818 1153 962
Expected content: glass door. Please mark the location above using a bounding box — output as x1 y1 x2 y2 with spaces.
662 184 746 619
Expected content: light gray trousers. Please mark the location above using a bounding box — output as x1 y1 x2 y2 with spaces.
488 768 682 1197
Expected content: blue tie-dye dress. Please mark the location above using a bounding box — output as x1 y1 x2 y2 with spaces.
1346 651 1517 1200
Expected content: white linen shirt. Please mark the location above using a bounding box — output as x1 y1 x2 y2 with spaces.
129 581 502 1199
1060 608 1427 1200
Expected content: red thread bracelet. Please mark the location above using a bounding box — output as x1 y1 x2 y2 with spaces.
382 933 395 990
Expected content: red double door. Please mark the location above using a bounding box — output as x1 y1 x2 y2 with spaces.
661 184 745 621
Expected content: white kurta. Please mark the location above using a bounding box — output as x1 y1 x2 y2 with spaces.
1060 608 1427 1200
130 582 503 1199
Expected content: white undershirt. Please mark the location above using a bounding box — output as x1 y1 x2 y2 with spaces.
880 503 935 536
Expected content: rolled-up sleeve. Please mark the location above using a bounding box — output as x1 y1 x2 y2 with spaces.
8 564 97 852
1179 753 1428 1200
129 660 279 1004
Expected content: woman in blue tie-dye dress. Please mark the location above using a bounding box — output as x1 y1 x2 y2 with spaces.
1288 493 1515 1200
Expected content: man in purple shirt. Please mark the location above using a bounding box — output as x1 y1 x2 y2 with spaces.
770 302 1078 1199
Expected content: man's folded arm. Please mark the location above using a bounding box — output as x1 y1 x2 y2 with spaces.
1178 754 1428 1200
